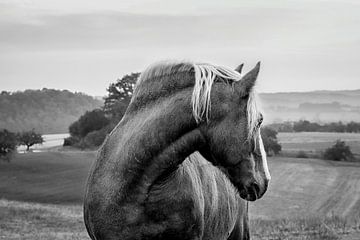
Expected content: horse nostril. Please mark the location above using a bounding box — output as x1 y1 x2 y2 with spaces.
246 182 260 201
251 182 260 196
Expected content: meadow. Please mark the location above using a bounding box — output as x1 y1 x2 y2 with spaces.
1 149 360 239
278 132 360 159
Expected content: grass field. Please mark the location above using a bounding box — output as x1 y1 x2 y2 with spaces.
278 132 360 157
0 151 95 204
1 151 360 239
1 199 359 240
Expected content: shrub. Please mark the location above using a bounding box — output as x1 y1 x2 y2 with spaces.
323 140 354 161
261 127 282 156
69 109 109 138
296 151 309 158
0 129 17 162
83 129 107 148
63 136 80 146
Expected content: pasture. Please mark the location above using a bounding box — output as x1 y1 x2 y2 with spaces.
1 151 360 239
278 132 360 157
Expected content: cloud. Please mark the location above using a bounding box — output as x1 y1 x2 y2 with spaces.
0 0 359 95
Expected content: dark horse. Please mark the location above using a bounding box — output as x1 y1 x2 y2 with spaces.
84 61 270 240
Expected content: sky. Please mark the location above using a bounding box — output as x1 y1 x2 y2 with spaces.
1 0 359 96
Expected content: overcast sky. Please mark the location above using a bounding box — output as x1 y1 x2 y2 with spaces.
1 0 359 96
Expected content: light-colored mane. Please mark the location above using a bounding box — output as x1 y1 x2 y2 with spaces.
181 152 239 238
138 60 262 140
136 61 262 236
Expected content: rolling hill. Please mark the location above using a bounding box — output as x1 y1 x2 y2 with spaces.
0 89 103 134
260 89 360 123
1 88 359 134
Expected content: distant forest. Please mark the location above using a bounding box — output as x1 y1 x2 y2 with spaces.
268 120 360 133
0 89 103 134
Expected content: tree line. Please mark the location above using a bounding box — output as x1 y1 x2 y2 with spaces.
268 120 360 133
0 89 102 134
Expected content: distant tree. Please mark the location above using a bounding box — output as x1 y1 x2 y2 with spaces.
261 127 282 156
65 109 109 147
323 140 354 161
296 151 309 158
269 120 360 133
103 73 140 123
346 121 360 133
17 129 43 151
267 122 294 132
68 109 109 138
0 129 17 161
83 128 108 148
293 120 321 132
0 88 103 134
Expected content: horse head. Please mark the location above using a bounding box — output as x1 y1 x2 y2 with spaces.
197 62 270 201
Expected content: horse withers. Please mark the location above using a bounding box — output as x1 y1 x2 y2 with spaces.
84 61 270 240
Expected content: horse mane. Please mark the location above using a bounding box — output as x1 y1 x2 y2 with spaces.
181 152 239 237
137 60 262 140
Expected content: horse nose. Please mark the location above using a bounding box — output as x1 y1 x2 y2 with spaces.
240 181 260 201
248 182 260 201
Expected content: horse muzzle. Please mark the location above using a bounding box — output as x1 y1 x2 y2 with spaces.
239 179 268 201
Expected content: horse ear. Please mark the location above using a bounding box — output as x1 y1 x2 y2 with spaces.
235 63 244 74
235 61 260 96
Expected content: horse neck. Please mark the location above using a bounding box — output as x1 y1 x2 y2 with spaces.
105 89 205 202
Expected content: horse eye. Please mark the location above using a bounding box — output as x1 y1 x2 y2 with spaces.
257 114 263 127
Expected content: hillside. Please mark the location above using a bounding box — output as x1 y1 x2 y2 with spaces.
0 89 103 134
1 88 359 133
260 89 360 123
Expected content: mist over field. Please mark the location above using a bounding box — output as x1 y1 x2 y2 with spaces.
261 89 360 124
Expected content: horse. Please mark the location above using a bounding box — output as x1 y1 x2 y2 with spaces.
83 60 270 240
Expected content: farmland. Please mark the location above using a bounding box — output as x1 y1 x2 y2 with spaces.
1 149 360 239
278 132 360 159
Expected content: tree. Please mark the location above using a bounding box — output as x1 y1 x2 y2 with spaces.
17 129 44 151
0 129 17 161
68 109 109 138
323 140 354 161
261 127 282 156
103 73 140 123
293 120 321 132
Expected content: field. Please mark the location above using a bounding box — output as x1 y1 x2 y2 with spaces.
278 132 360 159
1 151 360 239
0 151 95 204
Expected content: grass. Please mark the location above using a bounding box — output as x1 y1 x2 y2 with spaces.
0 151 96 204
1 199 359 240
1 149 360 239
278 132 360 156
0 199 87 240
251 216 360 240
